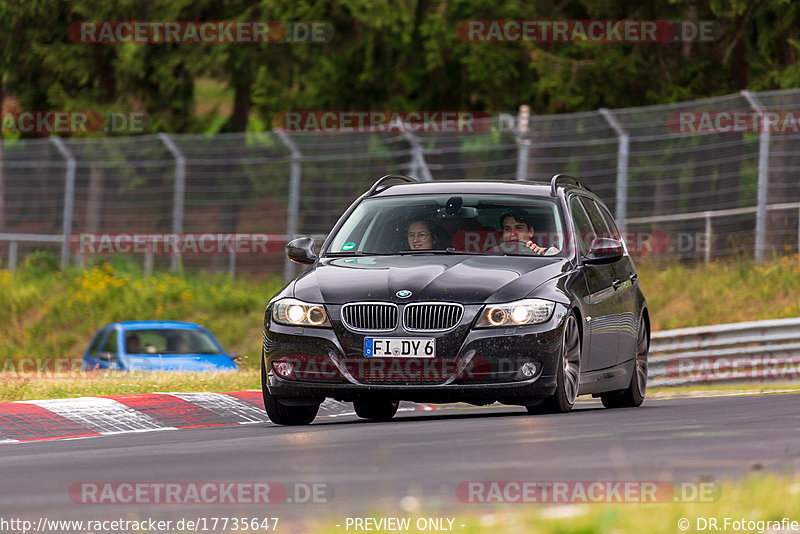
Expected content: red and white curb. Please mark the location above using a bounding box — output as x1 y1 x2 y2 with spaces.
0 391 433 444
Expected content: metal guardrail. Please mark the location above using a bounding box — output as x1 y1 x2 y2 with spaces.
648 317 800 386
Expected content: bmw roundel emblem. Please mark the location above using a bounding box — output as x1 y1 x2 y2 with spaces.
396 289 412 298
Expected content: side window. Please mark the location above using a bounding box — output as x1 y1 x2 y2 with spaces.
579 197 612 240
569 196 596 254
595 202 622 241
88 328 108 358
101 329 118 353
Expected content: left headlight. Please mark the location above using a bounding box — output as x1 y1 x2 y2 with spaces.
475 298 555 328
272 298 332 327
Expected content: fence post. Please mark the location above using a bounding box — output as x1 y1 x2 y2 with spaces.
515 105 531 181
276 131 302 282
599 108 629 233
401 130 433 181
144 247 154 276
741 90 769 264
704 213 712 265
158 133 186 272
228 249 236 279
8 241 17 271
50 136 75 269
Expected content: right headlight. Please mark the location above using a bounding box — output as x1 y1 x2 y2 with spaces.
272 298 331 327
475 298 555 328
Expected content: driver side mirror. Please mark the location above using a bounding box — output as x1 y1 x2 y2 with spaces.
286 237 318 265
584 238 624 264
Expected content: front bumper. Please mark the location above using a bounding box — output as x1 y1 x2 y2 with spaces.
263 303 569 405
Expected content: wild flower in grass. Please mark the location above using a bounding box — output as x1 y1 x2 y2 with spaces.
180 289 194 304
67 265 130 307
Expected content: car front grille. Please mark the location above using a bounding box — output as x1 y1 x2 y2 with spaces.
403 303 463 331
341 303 398 332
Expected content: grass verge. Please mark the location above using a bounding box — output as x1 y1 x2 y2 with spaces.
1 371 798 402
0 369 260 402
637 254 800 331
305 474 800 534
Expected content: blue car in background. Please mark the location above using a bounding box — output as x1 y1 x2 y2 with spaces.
83 321 238 372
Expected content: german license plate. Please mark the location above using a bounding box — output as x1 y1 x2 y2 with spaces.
365 338 435 358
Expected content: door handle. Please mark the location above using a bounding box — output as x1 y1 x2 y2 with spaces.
612 278 622 289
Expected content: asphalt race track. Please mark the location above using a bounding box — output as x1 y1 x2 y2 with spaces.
1 393 798 526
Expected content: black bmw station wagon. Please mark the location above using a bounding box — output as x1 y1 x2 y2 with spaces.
262 174 649 425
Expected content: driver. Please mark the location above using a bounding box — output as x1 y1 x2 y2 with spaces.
125 334 142 354
499 208 558 255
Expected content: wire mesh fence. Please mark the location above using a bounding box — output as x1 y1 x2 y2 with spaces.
1 88 799 278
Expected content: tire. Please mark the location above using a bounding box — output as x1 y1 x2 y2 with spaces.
528 313 581 414
601 315 648 409
261 360 320 425
353 399 400 421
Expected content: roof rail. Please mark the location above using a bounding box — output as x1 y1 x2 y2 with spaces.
366 174 418 196
550 174 592 197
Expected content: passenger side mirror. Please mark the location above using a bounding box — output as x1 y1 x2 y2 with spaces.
98 351 115 362
584 238 624 264
286 237 318 265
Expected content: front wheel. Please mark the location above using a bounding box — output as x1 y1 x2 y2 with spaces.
529 313 581 414
261 360 320 425
601 315 648 409
353 399 400 421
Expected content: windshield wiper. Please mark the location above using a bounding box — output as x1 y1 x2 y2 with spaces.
323 251 397 257
401 248 495 255
395 249 455 255
324 251 364 256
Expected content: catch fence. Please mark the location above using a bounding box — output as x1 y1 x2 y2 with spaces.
1 88 799 279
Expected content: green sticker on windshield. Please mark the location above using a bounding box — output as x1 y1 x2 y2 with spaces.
342 242 356 251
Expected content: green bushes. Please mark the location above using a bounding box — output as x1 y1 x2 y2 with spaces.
0 261 285 366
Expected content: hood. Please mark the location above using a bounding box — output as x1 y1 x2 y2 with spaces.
292 255 569 304
123 354 237 372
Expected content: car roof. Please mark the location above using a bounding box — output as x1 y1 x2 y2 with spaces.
369 180 608 210
111 321 206 331
369 180 555 198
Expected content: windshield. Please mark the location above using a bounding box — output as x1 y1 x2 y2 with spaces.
327 194 567 257
124 329 223 355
